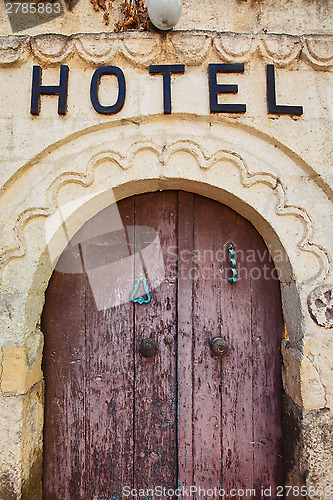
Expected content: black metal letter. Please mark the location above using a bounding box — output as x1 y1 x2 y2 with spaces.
149 64 185 114
90 66 126 115
30 65 69 116
209 64 246 114
266 65 303 116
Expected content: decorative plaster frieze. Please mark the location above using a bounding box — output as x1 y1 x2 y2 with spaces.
0 140 329 286
0 32 332 69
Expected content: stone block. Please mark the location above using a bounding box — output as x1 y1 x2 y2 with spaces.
281 340 302 408
1 341 43 395
0 383 43 499
303 409 333 497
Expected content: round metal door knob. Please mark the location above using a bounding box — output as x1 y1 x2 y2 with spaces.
211 337 229 357
139 339 158 358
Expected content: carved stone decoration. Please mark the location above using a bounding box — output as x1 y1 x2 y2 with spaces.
0 138 328 287
0 32 332 69
308 285 333 328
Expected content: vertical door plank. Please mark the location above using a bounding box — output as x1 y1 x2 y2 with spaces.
84 198 135 499
133 191 178 492
219 206 254 491
250 234 284 493
177 191 194 490
42 265 87 499
191 195 223 492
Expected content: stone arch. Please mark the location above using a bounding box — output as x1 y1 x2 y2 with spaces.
0 116 331 495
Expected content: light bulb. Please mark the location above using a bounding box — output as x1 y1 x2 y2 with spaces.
147 0 183 30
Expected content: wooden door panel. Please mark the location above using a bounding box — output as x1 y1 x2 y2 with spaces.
133 191 178 490
177 191 195 488
219 203 254 490
84 197 135 499
42 271 87 499
42 191 284 499
191 194 224 490
251 242 284 491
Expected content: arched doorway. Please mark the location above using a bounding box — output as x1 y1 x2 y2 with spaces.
42 191 284 499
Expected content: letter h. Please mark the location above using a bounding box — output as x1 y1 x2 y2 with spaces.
30 65 69 116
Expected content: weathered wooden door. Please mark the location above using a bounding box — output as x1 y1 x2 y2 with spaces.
42 191 284 499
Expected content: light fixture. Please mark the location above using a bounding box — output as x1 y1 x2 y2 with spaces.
147 0 183 30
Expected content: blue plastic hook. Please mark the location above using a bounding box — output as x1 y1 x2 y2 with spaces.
130 278 151 304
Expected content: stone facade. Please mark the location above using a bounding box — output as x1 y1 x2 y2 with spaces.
0 0 332 497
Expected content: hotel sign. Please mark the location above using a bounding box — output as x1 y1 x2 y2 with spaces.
30 63 304 117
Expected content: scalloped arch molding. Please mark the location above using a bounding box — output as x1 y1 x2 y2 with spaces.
0 116 331 344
